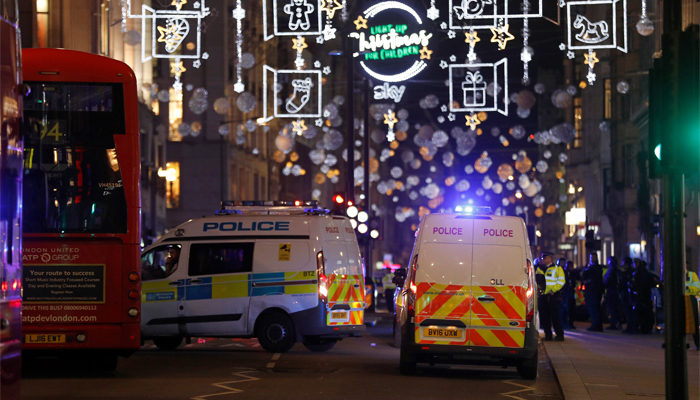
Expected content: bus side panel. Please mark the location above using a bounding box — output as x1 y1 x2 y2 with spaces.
121 242 141 350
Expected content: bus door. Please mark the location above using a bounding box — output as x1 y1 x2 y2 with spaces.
141 244 187 337
184 242 254 336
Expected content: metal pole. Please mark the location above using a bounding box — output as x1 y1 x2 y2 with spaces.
345 36 355 205
663 172 688 400
662 0 688 396
363 77 371 282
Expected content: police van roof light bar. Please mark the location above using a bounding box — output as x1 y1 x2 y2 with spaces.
454 205 492 215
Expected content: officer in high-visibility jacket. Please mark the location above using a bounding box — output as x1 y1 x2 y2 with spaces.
686 267 699 350
537 252 566 341
382 270 397 313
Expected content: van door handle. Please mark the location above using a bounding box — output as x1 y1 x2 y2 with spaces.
190 279 202 284
477 296 496 303
169 281 181 286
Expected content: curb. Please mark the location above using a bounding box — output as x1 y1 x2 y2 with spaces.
542 341 591 400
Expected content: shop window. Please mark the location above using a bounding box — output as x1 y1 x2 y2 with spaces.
36 0 48 48
574 97 583 148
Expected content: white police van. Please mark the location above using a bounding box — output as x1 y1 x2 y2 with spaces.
140 201 366 353
394 206 538 378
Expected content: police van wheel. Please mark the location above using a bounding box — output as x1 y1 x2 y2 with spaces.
153 336 183 350
517 349 538 380
303 338 337 352
257 313 296 353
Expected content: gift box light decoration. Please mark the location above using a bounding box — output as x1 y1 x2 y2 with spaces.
560 0 628 84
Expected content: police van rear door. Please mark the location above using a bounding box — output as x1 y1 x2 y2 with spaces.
413 215 474 346
469 217 528 348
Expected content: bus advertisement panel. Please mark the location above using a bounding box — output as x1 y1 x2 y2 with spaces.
21 49 141 371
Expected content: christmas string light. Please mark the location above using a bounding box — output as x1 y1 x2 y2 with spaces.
490 19 514 50
465 29 479 62
427 0 439 20
584 49 598 84
636 0 654 36
232 0 246 93
521 0 531 85
384 109 398 142
121 0 128 33
293 35 308 70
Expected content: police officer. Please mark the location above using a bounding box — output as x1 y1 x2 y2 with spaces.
619 257 636 333
685 264 699 350
631 259 654 334
582 253 604 332
603 256 622 330
537 252 566 341
560 260 577 330
382 269 397 313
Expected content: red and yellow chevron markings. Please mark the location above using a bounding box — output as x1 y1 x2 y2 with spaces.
326 274 365 326
414 283 527 348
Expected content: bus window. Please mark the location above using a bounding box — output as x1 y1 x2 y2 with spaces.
22 82 128 234
142 245 182 281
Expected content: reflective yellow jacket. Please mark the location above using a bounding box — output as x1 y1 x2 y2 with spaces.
687 271 700 296
544 264 566 295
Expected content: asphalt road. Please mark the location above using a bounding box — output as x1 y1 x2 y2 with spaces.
22 318 563 400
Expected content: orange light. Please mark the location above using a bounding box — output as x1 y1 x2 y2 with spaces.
347 200 354 207
1 281 6 292
294 200 302 206
333 194 345 204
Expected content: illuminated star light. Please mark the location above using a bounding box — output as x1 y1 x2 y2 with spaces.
447 113 456 121
194 1 200 8
232 6 246 20
440 60 448 69
322 24 337 40
567 51 575 59
157 23 185 53
292 37 308 51
419 46 433 60
450 55 457 62
440 22 447 29
587 70 597 84
440 104 448 112
315 118 324 127
427 6 439 20
233 82 245 93
559 43 566 51
465 31 480 47
314 60 322 68
465 114 481 130
295 57 305 69
323 66 332 75
490 24 515 50
354 15 368 30
584 51 599 69
468 51 477 62
173 81 183 92
172 0 187 10
193 59 201 68
520 48 532 63
448 30 456 39
202 52 209 59
384 109 398 129
321 0 343 19
171 59 186 78
316 36 325 44
292 119 308 135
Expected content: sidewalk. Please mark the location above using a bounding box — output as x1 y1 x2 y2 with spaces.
543 322 700 399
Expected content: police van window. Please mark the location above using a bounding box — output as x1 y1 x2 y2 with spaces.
141 245 182 281
188 242 254 276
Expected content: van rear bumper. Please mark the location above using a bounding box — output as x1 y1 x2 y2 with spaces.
291 304 365 341
401 322 538 365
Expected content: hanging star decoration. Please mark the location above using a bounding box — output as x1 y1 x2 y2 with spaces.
292 119 308 136
465 113 481 130
450 55 457 62
232 5 245 20
440 22 448 29
441 104 448 112
440 60 448 69
490 24 514 50
315 118 324 127
586 70 597 84
172 0 187 10
292 37 308 52
419 46 433 60
567 51 575 59
465 31 480 47
322 24 337 40
314 60 322 68
559 43 566 51
354 15 368 30
321 0 343 19
448 30 456 39
584 51 599 68
171 59 186 78
193 59 201 68
316 36 325 44
384 109 398 129
448 113 456 121
427 5 439 20
323 66 332 75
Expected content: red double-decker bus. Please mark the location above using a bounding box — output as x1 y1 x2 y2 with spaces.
21 49 141 371
0 0 23 397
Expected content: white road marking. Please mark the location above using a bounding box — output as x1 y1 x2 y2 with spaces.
191 368 260 399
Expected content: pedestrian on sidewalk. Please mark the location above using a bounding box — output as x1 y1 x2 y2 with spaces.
604 256 622 330
631 259 654 334
538 252 566 341
582 253 604 332
620 257 637 333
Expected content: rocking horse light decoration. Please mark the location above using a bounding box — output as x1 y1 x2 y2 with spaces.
561 0 628 84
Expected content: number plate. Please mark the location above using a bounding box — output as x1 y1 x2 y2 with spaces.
423 327 462 339
331 311 348 319
25 334 66 344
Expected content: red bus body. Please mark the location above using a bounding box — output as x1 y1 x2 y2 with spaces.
21 49 140 367
0 2 23 398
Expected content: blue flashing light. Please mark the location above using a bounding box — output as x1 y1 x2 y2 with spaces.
455 205 492 215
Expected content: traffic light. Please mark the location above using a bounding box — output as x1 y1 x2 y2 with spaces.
332 193 345 205
369 216 382 240
649 27 700 176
